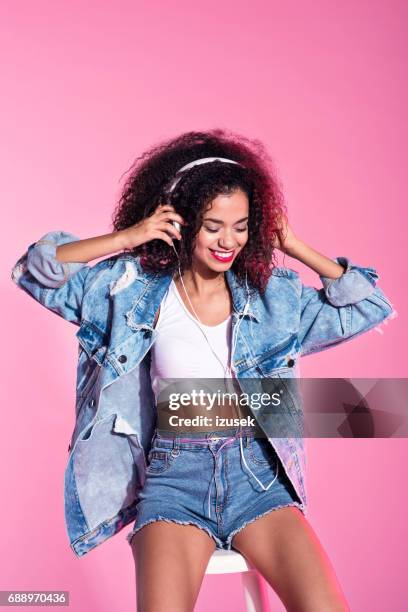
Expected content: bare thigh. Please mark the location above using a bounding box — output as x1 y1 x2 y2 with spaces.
130 521 216 612
232 507 350 612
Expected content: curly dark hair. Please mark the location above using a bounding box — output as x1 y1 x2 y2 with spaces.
111 129 287 294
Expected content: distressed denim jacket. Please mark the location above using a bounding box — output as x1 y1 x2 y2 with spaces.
11 231 396 558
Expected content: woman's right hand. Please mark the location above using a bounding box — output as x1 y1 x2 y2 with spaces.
119 204 187 249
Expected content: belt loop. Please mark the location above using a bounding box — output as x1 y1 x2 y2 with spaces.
172 434 180 454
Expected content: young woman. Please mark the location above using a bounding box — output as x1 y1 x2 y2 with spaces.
12 129 394 611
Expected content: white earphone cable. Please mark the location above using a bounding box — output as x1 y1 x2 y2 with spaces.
170 241 279 510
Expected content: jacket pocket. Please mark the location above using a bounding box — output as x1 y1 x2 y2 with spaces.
256 370 304 438
72 414 146 528
255 333 299 377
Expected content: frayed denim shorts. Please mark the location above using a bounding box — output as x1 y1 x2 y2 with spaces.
126 427 303 551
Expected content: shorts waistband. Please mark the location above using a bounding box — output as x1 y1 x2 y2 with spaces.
153 427 257 450
155 427 252 438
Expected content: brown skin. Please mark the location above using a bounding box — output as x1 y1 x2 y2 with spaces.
55 204 186 264
272 210 345 279
172 189 249 325
131 522 216 612
131 508 349 612
231 507 350 612
53 189 349 609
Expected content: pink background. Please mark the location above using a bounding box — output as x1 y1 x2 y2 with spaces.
2 1 406 610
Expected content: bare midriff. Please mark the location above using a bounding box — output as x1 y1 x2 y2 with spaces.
155 397 265 436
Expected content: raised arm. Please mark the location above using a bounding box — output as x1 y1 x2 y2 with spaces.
10 203 187 325
274 217 397 356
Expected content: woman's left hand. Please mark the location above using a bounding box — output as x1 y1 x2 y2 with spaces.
272 212 298 254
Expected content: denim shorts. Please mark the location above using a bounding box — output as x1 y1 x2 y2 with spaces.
126 427 303 551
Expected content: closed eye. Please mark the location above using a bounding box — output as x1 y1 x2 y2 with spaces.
205 226 248 233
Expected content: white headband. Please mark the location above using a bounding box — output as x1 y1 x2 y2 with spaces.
166 157 241 194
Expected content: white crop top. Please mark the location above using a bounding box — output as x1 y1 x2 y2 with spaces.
149 279 233 404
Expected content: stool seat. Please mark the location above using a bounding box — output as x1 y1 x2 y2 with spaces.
205 549 271 611
205 549 254 574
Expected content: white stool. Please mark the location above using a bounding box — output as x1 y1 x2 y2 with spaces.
205 549 271 612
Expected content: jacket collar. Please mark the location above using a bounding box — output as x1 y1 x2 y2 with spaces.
124 263 260 332
225 268 260 322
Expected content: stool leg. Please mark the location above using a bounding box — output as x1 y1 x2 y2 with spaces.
241 570 271 612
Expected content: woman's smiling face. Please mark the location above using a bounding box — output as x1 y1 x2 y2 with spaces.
191 188 249 272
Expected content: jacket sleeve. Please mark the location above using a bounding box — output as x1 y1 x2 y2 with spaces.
11 230 91 326
298 256 397 357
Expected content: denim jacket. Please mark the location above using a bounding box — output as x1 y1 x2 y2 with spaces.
11 230 396 557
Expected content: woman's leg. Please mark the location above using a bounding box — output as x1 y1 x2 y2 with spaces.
131 520 216 612
232 506 350 612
